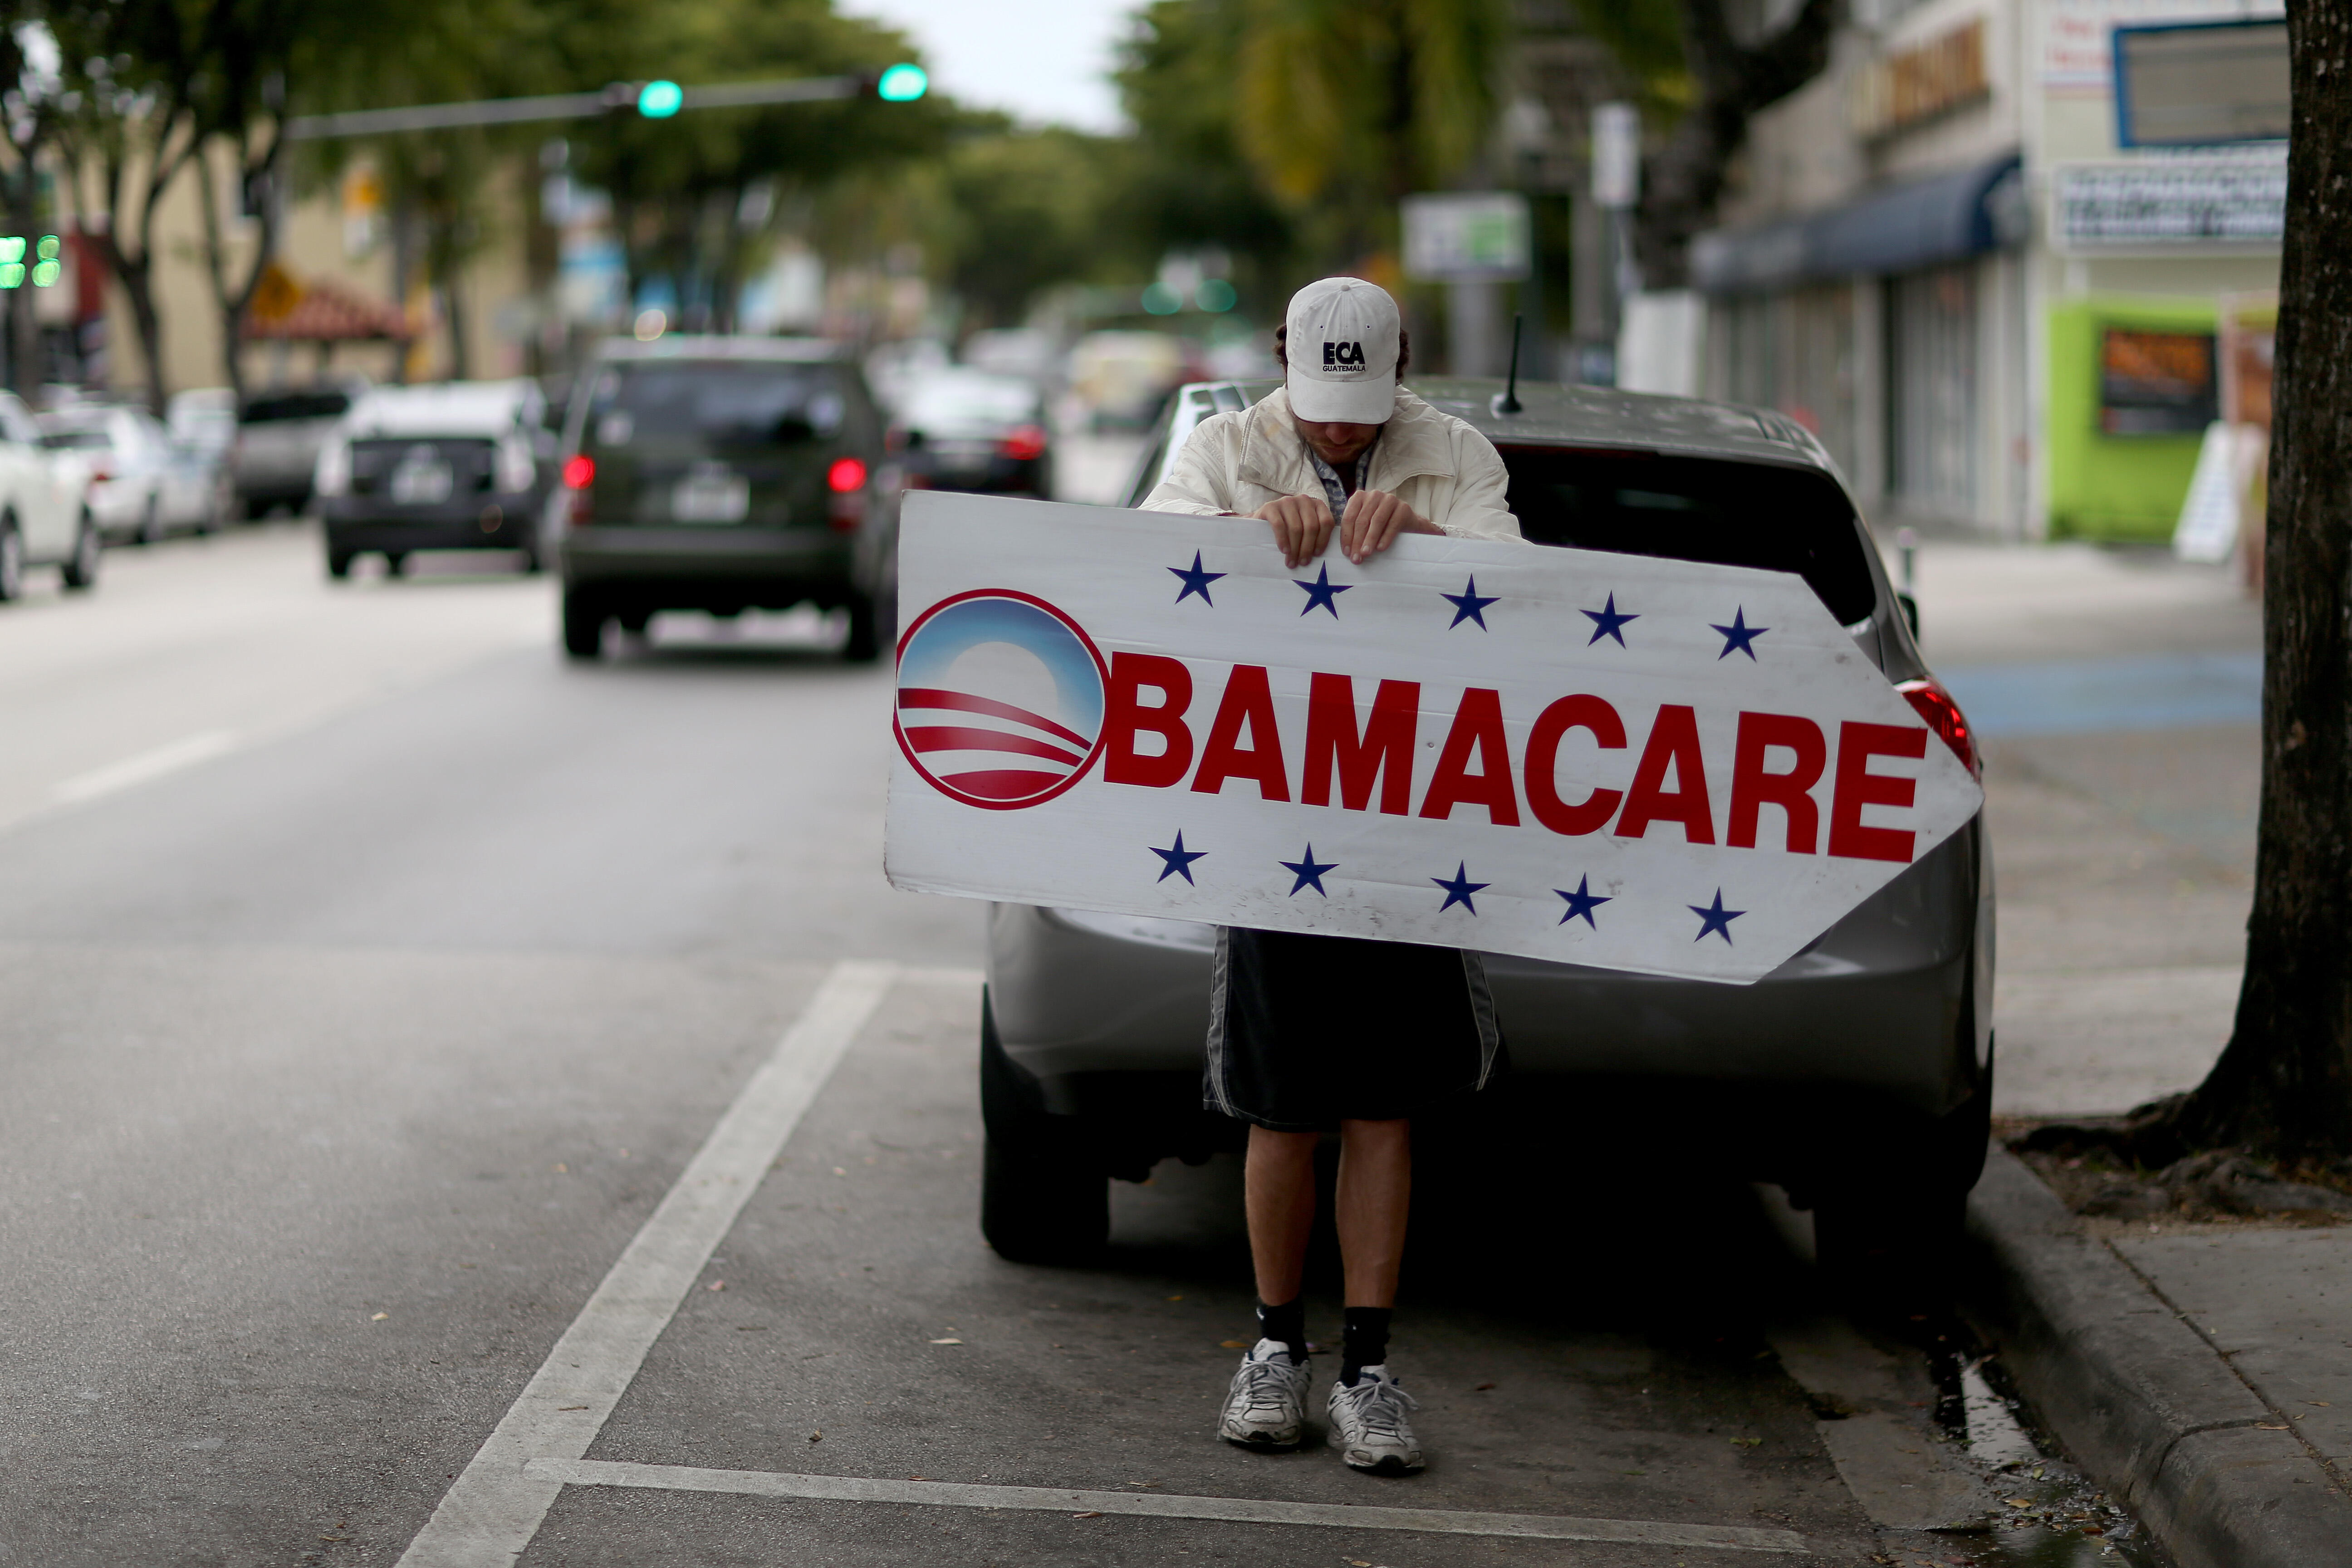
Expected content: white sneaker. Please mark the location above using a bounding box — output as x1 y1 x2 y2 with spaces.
1327 1365 1423 1474
1218 1338 1310 1449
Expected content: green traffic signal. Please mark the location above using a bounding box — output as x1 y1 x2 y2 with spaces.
637 79 683 118
877 63 927 102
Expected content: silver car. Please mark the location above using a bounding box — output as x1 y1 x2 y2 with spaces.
979 377 1994 1272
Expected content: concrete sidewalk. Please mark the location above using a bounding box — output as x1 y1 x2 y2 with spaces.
1969 1152 2352 1568
1904 540 2352 1566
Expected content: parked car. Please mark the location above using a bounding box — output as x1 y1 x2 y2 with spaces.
37 403 201 544
978 377 1992 1274
231 383 365 518
0 391 98 596
167 388 240 530
313 379 553 578
549 335 898 661
892 367 1052 497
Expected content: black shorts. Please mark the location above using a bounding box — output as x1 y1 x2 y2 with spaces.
1204 926 1504 1132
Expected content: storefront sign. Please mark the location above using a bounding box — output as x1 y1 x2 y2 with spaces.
2053 158 2284 247
884 494 1982 985
1401 192 1532 283
2101 327 2216 435
1852 18 1989 139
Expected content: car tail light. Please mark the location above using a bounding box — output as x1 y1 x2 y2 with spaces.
1897 677 1979 777
89 460 113 483
999 423 1048 461
827 456 867 493
563 453 594 524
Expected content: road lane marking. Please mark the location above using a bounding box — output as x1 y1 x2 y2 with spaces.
523 1458 1812 1553
51 730 240 804
394 959 899 1568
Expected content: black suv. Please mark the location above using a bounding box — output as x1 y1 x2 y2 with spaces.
550 337 899 660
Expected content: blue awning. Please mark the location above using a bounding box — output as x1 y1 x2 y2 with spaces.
1691 152 2024 294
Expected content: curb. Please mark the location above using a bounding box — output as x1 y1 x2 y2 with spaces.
1966 1146 2352 1568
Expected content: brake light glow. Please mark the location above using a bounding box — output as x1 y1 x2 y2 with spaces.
1897 677 1979 778
827 456 867 493
999 423 1048 461
562 454 595 489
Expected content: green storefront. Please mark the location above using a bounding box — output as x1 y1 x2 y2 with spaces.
2044 296 2221 543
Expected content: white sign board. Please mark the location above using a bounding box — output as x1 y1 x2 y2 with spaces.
884 494 1983 986
2052 157 2285 248
1401 192 1531 283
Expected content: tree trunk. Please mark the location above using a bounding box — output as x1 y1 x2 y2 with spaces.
2155 0 2352 1166
1632 0 1838 290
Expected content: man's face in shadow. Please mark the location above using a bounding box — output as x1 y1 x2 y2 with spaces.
1292 416 1384 470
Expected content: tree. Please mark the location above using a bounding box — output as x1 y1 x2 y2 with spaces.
930 127 1118 331
1112 0 1297 312
44 0 207 412
1600 0 1838 290
2089 0 2352 1170
1230 0 1510 265
0 21 69 400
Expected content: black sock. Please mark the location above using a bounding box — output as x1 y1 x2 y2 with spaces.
1255 1297 1306 1363
1341 1306 1392 1385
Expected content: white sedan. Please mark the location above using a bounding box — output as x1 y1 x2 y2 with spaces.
0 392 98 596
38 404 196 545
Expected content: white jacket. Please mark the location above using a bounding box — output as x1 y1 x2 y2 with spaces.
1140 385 1522 542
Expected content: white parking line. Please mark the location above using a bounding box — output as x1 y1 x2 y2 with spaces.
524 1458 1814 1553
394 959 900 1568
395 958 1806 1562
51 730 239 804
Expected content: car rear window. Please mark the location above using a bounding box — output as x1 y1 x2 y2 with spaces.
588 363 847 446
242 391 352 424
41 429 113 450
1497 447 1879 625
902 372 1037 431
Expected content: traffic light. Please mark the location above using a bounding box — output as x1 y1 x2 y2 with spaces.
637 79 683 118
876 63 927 102
0 236 59 289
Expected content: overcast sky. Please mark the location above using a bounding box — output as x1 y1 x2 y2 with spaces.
845 0 1136 132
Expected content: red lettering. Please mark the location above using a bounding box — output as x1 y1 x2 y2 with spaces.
1523 694 1625 836
1727 712 1826 853
1102 653 1194 787
1613 705 1715 843
1827 721 1926 862
1190 665 1290 800
1418 688 1520 825
1303 674 1419 813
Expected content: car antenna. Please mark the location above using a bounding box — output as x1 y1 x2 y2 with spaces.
1491 314 1524 417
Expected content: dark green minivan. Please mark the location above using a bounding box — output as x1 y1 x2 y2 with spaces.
549 337 899 660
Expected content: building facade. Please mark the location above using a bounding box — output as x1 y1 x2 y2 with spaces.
1684 0 2284 540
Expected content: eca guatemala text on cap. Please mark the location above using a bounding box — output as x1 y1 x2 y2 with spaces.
1285 277 1401 425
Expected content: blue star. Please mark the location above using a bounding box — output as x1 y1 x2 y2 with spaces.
1710 607 1769 660
1583 592 1639 647
1168 551 1225 607
1294 564 1352 618
1279 844 1337 897
1689 889 1745 945
1442 575 1500 630
1150 831 1207 884
1432 862 1490 914
1553 875 1612 929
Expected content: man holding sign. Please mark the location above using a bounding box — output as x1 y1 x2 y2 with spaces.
1142 278 1521 1476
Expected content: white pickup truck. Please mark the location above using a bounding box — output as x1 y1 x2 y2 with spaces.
0 391 97 598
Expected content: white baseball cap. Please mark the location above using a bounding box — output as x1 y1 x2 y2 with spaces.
1284 277 1400 424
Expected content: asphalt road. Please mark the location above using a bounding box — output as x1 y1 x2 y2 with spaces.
0 524 2150 1567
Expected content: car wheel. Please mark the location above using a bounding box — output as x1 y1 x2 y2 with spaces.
383 552 408 578
60 516 101 591
843 585 893 664
978 989 1109 1263
0 520 21 603
326 549 354 580
562 589 606 660
135 496 161 546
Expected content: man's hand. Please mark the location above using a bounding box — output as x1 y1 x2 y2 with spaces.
1252 494 1334 569
1339 489 1441 563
